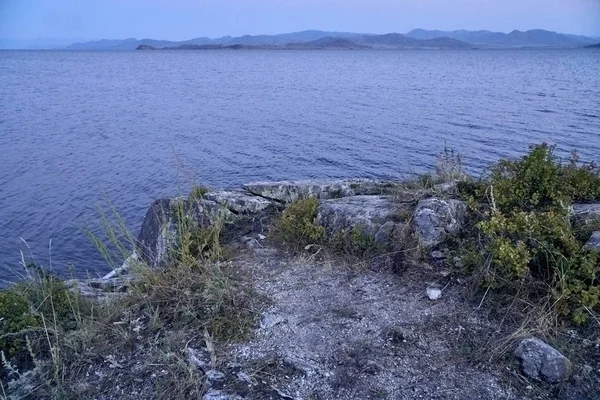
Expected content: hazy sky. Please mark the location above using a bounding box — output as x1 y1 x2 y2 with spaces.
1 0 599 41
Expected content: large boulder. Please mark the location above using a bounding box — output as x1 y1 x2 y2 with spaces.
413 198 466 247
515 337 571 383
317 195 394 236
136 190 280 268
571 203 600 228
316 195 408 252
136 197 234 268
242 179 399 204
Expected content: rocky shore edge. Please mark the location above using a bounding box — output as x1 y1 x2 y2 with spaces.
4 171 600 399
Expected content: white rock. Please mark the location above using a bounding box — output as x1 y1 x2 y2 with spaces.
426 287 442 300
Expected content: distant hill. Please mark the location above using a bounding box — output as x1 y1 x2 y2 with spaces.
67 30 362 51
138 33 472 51
405 29 596 47
584 42 600 48
64 29 598 51
359 33 469 49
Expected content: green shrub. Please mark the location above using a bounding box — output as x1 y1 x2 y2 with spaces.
330 225 378 258
461 144 600 323
269 198 325 251
0 290 39 368
488 144 600 212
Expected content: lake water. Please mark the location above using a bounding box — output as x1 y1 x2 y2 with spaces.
1 49 599 281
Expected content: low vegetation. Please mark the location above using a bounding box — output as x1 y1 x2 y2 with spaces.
2 144 600 398
0 188 257 399
458 144 600 324
268 197 325 252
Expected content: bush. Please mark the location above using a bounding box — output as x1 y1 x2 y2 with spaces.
0 290 39 371
269 198 325 251
461 144 600 323
488 144 600 212
330 225 378 258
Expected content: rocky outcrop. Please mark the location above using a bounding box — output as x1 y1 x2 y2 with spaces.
242 179 399 203
134 181 470 268
515 337 571 383
412 198 466 247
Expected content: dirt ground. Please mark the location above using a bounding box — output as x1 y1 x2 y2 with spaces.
11 247 598 400
210 249 599 400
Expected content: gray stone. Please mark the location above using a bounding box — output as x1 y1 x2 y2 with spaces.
242 179 395 203
374 221 396 245
260 313 286 329
571 203 600 227
515 337 571 383
187 347 211 371
283 355 321 377
317 195 394 237
205 369 226 382
204 190 274 214
431 250 445 259
252 247 279 257
413 198 466 247
236 371 253 385
202 389 243 400
583 231 600 251
136 197 233 268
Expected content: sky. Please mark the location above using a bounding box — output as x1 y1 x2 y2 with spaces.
1 0 599 42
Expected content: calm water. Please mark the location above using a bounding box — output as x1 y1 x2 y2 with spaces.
1 49 599 280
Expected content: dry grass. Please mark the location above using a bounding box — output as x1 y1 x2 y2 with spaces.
1 198 259 400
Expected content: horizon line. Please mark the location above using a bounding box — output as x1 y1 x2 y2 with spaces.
3 27 599 44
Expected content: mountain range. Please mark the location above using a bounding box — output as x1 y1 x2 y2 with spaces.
7 29 600 50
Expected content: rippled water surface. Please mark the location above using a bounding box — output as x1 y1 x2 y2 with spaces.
1 49 599 279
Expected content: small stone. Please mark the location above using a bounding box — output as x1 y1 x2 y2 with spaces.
426 287 442 300
260 314 286 329
362 360 381 374
253 248 278 257
187 347 210 371
515 337 571 383
258 234 267 240
205 369 226 382
202 389 242 400
237 371 253 384
431 250 445 259
283 355 320 376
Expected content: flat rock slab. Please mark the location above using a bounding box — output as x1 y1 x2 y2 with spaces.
204 190 275 214
242 179 398 203
317 195 395 236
